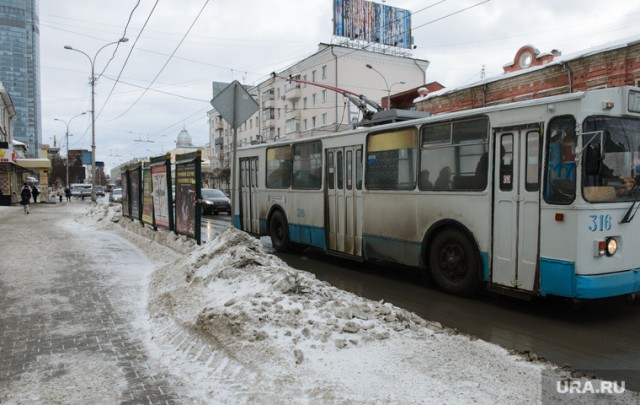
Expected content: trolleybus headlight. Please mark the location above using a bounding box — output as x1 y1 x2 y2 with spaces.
605 237 618 256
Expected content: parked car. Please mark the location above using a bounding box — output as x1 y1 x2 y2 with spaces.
109 188 123 203
201 188 231 215
95 185 105 196
70 186 91 198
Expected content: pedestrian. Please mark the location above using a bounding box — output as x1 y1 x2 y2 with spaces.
31 184 39 203
57 187 63 202
64 186 71 202
20 183 31 214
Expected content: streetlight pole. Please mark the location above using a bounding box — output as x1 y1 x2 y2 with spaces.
54 112 86 187
366 64 389 110
365 64 407 110
64 37 128 202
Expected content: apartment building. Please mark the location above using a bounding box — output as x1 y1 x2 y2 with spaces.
208 43 429 178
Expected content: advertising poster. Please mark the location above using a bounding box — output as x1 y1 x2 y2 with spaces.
151 162 171 229
121 172 129 218
130 166 141 220
175 161 196 238
174 151 202 244
142 166 154 227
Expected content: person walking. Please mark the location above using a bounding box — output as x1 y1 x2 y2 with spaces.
31 185 39 203
64 186 71 202
20 183 32 214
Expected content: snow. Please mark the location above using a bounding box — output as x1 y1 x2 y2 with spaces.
36 204 640 403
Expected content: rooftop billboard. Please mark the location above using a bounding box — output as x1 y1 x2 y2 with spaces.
333 0 412 49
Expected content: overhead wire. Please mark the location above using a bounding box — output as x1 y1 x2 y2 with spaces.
95 0 160 120
106 0 212 121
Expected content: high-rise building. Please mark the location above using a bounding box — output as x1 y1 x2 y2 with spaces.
0 0 41 158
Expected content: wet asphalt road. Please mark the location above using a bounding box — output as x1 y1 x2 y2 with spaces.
202 215 640 391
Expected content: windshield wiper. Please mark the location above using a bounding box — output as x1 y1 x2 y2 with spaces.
620 186 640 224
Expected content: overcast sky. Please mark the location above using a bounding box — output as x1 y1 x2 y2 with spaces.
39 0 640 172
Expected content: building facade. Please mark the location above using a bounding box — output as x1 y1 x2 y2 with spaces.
208 43 429 183
0 0 42 158
413 39 640 114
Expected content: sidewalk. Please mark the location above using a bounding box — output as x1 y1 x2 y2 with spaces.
0 202 183 404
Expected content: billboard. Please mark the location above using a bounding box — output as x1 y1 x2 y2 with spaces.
333 0 412 49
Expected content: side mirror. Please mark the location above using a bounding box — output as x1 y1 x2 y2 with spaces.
584 143 601 175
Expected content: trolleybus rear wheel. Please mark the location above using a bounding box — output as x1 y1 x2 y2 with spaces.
269 210 290 253
429 228 481 297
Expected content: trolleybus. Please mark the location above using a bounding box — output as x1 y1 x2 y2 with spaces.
233 86 640 300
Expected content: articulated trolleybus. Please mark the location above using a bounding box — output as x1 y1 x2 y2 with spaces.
234 86 640 300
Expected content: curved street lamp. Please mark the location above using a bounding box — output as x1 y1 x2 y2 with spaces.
54 112 86 187
64 37 128 202
366 64 405 110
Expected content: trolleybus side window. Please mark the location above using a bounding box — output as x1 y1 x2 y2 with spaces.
292 141 322 189
365 128 417 190
419 116 489 191
544 116 576 204
266 145 292 189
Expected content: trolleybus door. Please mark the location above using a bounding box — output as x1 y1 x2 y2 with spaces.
492 128 541 291
325 146 363 257
239 157 260 234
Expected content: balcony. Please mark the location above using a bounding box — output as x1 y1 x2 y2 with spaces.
286 85 301 101
285 109 301 120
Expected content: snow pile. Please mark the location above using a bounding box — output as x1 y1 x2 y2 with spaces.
84 204 639 403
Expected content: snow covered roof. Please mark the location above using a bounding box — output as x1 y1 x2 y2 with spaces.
414 35 640 104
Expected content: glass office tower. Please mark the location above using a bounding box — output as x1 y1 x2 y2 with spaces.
0 0 41 158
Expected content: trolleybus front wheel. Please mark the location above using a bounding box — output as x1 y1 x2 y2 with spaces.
429 228 481 297
269 210 290 253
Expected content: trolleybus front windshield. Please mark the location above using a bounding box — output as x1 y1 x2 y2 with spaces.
582 116 640 203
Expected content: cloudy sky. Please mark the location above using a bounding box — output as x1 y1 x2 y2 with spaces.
39 0 640 172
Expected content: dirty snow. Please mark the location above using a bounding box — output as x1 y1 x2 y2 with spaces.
75 203 639 404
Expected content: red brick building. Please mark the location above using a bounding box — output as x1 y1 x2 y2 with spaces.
412 38 640 115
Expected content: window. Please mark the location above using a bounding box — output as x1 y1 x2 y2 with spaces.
327 151 334 190
312 116 316 128
303 119 308 130
266 146 292 188
261 89 274 103
293 141 322 189
322 65 327 80
322 113 327 125
312 70 317 82
582 116 640 203
303 97 307 110
356 149 363 190
366 128 417 190
262 108 274 121
312 93 317 105
499 135 513 191
285 118 299 134
419 117 489 191
544 116 576 204
525 131 540 191
322 90 327 103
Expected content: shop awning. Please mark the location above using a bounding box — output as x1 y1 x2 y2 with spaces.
16 158 52 170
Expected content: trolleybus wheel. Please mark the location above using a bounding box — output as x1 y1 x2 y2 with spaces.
429 228 481 297
269 210 290 252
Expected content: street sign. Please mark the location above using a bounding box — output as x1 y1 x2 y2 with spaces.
210 80 259 129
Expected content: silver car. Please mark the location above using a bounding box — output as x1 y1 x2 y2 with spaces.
109 188 122 203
